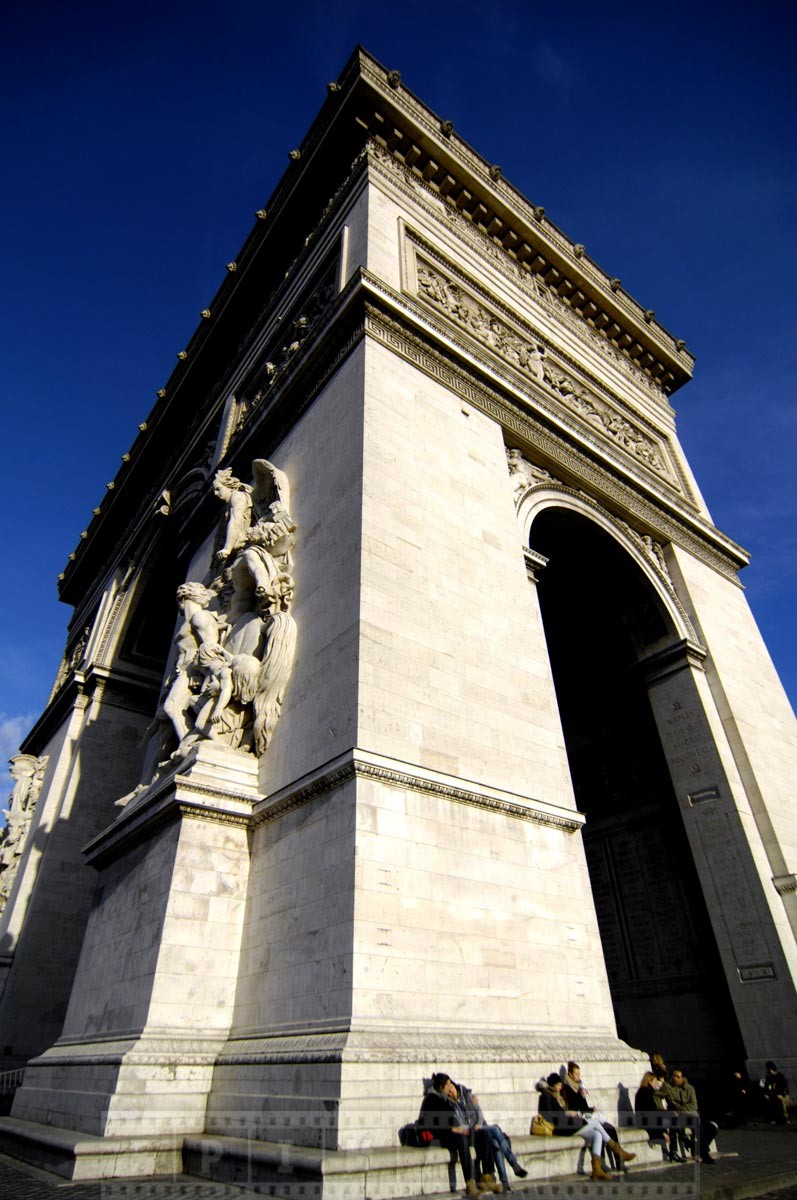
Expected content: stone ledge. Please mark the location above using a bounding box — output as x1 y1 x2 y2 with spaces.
183 1129 661 1199
0 1115 183 1180
0 1115 661 1193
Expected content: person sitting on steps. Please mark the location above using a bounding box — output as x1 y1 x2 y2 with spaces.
455 1079 528 1192
562 1061 632 1173
635 1070 676 1161
419 1073 498 1197
536 1073 635 1181
659 1067 718 1164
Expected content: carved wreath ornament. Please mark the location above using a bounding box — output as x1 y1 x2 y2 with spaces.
159 459 297 761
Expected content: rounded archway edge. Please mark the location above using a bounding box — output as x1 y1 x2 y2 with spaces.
516 483 700 648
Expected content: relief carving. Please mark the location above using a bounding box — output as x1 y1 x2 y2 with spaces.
0 754 48 912
49 624 92 702
371 141 671 401
506 447 553 499
417 259 669 478
234 267 338 436
157 459 297 762
619 520 673 584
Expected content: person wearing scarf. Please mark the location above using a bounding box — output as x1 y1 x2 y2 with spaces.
562 1061 632 1172
536 1073 635 1181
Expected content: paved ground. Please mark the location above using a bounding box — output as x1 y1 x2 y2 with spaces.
0 1125 793 1200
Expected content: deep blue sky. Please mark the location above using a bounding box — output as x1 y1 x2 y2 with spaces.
2 0 795 783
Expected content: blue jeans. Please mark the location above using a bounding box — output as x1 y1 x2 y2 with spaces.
482 1124 514 1185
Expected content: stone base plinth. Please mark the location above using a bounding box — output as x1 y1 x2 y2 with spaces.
0 1115 662 1194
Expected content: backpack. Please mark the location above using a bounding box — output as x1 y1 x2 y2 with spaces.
399 1122 434 1148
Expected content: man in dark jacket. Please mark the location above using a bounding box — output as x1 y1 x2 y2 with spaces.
419 1073 499 1196
761 1061 789 1125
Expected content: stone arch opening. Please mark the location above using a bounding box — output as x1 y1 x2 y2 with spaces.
529 505 745 1076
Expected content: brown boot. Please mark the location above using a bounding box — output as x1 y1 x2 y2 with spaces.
607 1139 636 1164
464 1180 481 1198
591 1155 612 1180
477 1175 503 1195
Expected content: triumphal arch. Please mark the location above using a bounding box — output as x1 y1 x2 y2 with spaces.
0 48 794 1191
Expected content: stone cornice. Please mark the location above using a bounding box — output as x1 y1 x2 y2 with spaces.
82 746 258 868
360 288 748 580
369 141 677 415
21 664 160 758
408 240 689 496
214 1026 637 1065
348 50 693 391
253 749 584 833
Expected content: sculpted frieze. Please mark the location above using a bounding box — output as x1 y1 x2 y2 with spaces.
369 141 670 401
233 264 338 438
366 295 742 585
154 459 297 764
416 257 674 483
49 623 92 703
0 754 48 912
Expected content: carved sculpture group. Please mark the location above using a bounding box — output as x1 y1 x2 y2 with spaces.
0 754 48 911
159 459 297 761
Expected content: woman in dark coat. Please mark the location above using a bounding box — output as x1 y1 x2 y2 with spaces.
537 1074 634 1181
635 1070 680 1161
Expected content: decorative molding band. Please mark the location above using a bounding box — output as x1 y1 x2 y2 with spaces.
84 771 254 869
410 241 684 493
362 300 746 583
523 547 549 581
215 1027 638 1067
254 753 583 833
635 638 708 684
773 873 797 896
367 139 684 401
508 450 702 645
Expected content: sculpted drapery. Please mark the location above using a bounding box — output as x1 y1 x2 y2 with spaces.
159 459 297 760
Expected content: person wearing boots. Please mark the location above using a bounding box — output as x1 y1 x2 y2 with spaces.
660 1067 718 1164
419 1073 497 1197
455 1079 528 1192
536 1073 635 1181
635 1070 677 1160
562 1061 632 1173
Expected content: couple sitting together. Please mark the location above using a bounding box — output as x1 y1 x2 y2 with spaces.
419 1072 528 1196
536 1062 636 1181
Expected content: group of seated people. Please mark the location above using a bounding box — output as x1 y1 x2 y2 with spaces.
635 1054 718 1164
415 1062 636 1194
724 1061 790 1126
413 1053 788 1193
536 1063 636 1181
418 1072 528 1196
